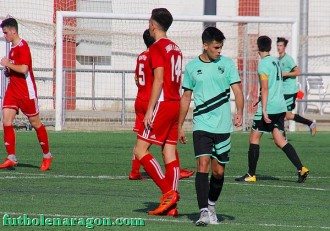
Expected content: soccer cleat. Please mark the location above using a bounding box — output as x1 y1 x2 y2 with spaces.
235 173 256 182
0 158 18 168
40 157 53 171
164 204 178 217
148 190 179 215
309 120 317 137
129 172 147 180
298 166 309 183
195 209 210 226
208 205 220 225
179 168 195 179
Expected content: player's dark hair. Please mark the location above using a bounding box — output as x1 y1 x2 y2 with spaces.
151 8 173 32
0 17 18 31
277 37 288 47
143 29 155 48
202 27 226 44
257 35 272 52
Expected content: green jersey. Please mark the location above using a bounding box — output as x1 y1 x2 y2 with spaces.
279 53 298 94
255 55 287 120
183 55 241 133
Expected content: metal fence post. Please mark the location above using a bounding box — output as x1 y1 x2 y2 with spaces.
121 72 126 126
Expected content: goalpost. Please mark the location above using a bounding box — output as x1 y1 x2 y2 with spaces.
55 11 298 131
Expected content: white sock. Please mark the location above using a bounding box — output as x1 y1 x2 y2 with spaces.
43 153 52 158
200 208 208 213
8 154 17 162
208 199 216 207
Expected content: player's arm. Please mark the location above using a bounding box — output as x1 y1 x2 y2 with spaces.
0 56 28 75
260 73 271 123
178 89 192 144
143 67 164 128
231 83 244 127
282 66 300 78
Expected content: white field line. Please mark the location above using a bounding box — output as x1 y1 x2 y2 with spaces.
0 173 329 191
0 211 329 229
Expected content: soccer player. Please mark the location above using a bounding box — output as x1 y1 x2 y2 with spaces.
0 17 52 171
277 37 316 136
235 36 309 183
178 27 244 226
129 29 194 181
134 8 181 216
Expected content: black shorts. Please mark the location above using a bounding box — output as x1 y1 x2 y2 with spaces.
284 93 297 111
252 112 285 133
193 131 231 164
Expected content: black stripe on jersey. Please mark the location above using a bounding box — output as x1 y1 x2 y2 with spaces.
193 89 230 117
182 86 193 91
230 81 241 86
290 66 297 72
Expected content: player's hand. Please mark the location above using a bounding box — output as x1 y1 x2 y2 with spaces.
0 56 10 67
234 113 243 127
263 112 271 123
143 109 153 129
178 128 187 144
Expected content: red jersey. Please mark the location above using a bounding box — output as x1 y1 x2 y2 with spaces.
149 38 182 101
7 39 37 99
135 50 153 101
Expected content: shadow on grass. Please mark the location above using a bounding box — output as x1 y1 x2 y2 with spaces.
17 163 40 169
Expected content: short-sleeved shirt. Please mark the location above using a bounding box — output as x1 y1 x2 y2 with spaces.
149 38 182 102
254 56 287 120
279 53 298 94
182 56 241 133
7 39 37 99
135 50 153 101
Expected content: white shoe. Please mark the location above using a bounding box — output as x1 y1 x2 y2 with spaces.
208 205 220 225
309 120 317 136
195 209 210 226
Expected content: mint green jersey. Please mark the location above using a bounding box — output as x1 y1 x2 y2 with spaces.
279 53 298 94
183 56 241 133
255 56 287 120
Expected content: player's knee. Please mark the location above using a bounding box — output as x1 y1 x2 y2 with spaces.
197 158 210 172
212 169 224 179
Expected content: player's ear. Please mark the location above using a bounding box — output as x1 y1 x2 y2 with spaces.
203 42 208 52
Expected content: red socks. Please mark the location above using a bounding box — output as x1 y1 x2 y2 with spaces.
140 153 172 194
3 125 15 154
131 148 141 173
165 159 180 191
35 124 50 154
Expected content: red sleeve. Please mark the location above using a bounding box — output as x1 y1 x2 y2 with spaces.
149 43 165 69
17 43 31 66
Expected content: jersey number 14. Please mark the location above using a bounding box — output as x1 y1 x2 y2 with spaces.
171 55 182 83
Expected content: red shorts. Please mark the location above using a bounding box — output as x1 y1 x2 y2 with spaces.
137 101 179 146
3 90 39 117
133 98 148 133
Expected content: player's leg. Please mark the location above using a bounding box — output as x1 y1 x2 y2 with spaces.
129 99 146 180
208 159 225 225
235 129 262 182
0 108 18 168
272 113 309 183
161 143 180 216
285 93 316 136
28 114 53 171
135 139 178 215
193 131 213 226
272 128 309 183
207 133 231 224
129 145 145 180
